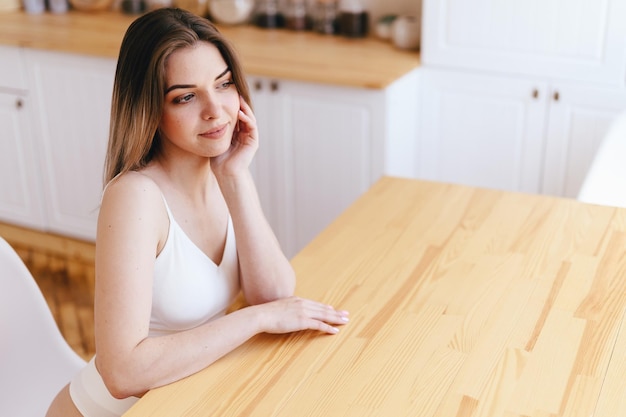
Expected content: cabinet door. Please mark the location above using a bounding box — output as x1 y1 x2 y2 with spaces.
542 83 626 197
249 77 381 258
0 90 46 230
419 68 547 193
249 75 418 258
283 80 379 256
0 46 28 90
25 50 116 241
422 0 626 85
247 77 294 255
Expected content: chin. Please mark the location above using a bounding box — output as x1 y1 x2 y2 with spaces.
210 139 234 157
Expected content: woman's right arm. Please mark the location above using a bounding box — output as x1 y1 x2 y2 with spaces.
94 174 348 399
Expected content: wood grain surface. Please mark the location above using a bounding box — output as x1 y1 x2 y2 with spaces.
0 10 419 89
123 177 626 417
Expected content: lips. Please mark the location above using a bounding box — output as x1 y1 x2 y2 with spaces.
200 123 228 140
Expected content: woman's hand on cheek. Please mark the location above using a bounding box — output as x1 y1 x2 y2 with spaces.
211 97 258 178
234 98 258 150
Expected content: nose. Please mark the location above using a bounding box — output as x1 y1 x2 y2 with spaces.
201 92 221 120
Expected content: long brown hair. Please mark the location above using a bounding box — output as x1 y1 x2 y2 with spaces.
103 7 251 185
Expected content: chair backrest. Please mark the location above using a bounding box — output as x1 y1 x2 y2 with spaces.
0 236 86 417
578 110 626 207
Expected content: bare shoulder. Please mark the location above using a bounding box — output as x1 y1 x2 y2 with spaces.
98 171 167 238
103 171 163 203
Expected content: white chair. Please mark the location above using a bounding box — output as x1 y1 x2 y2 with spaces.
0 236 86 417
578 110 626 207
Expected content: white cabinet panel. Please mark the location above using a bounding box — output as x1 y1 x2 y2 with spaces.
290 92 372 253
248 77 389 257
419 0 626 199
543 83 626 197
418 69 626 197
419 69 547 193
25 49 116 241
422 0 626 84
0 46 28 91
383 69 420 178
0 90 46 229
248 78 294 254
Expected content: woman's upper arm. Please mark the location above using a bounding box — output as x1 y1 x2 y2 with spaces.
94 174 166 363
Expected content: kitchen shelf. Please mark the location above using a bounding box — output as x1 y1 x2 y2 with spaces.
0 10 419 89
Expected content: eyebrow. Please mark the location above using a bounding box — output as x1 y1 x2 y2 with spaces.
164 67 232 94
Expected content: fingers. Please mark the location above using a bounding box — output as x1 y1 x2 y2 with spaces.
288 297 350 335
236 100 258 144
238 96 256 125
314 303 350 325
310 320 340 335
239 95 253 115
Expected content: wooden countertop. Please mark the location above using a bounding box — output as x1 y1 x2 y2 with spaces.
0 10 419 89
124 177 626 416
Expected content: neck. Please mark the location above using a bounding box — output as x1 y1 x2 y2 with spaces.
150 154 218 204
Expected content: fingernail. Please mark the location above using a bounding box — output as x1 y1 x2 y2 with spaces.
341 316 349 322
330 327 339 334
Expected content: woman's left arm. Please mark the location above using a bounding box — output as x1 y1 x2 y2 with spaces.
212 97 296 305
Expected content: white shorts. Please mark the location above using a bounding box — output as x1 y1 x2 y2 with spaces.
69 357 138 417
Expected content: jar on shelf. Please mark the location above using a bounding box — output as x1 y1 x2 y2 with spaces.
121 0 146 13
48 0 69 13
254 0 284 28
208 0 255 24
284 0 307 30
312 0 338 34
23 0 45 13
338 0 368 38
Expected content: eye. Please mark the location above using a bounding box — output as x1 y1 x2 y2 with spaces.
219 80 235 90
173 93 195 104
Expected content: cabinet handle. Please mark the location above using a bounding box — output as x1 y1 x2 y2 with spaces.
270 80 279 92
532 89 539 99
16 98 23 109
254 80 262 91
553 91 560 101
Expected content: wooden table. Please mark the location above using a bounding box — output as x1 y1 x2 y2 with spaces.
124 177 626 417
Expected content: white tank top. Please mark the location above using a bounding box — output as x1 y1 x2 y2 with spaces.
150 195 240 336
70 194 240 416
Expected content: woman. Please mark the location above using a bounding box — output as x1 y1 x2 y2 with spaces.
46 8 349 416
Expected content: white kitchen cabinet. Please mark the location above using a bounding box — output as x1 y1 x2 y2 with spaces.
543 82 626 197
0 89 47 230
249 71 419 257
419 68 547 193
0 45 28 91
419 68 626 197
247 77 293 254
419 0 626 198
288 81 379 257
0 46 46 230
24 49 116 241
422 0 626 85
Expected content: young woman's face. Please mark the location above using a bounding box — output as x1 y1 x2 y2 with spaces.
159 42 240 159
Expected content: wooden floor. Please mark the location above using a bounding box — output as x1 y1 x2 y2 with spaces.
24 248 96 361
2 223 96 361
